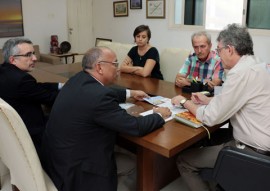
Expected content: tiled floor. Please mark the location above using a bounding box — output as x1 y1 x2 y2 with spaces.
0 174 189 191
1 146 189 191
160 177 189 191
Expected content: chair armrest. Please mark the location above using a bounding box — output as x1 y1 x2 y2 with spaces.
40 54 62 65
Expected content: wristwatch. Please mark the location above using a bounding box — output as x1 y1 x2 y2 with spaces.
180 98 188 108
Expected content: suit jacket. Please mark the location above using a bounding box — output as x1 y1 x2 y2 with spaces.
0 62 59 147
42 71 165 191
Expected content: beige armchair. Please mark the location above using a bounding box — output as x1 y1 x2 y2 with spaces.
33 45 62 67
0 98 57 191
0 159 9 190
96 40 134 65
160 48 191 83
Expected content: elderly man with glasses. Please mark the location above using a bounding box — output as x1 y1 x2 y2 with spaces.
0 37 63 156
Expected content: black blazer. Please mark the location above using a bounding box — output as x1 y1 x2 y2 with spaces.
0 62 59 145
42 71 165 191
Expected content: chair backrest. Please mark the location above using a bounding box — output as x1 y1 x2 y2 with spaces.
0 98 57 191
160 48 190 82
96 41 134 65
213 146 270 191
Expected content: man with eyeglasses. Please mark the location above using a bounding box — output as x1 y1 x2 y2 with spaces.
41 46 171 191
175 31 224 90
172 24 270 191
0 38 63 156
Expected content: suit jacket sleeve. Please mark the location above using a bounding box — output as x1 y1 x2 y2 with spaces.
94 88 165 136
19 74 59 105
111 87 126 103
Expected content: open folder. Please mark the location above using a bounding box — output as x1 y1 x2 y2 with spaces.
141 96 186 122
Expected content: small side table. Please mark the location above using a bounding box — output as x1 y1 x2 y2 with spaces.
50 53 78 64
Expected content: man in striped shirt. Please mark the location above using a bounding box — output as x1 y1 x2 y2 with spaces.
175 31 224 90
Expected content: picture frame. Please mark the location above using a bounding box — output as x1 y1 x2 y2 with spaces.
95 38 112 47
146 0 166 19
113 1 129 17
0 0 24 37
130 0 142 9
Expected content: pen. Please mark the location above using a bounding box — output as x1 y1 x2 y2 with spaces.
192 77 198 83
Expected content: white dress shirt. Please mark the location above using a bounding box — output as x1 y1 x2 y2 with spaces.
196 55 270 151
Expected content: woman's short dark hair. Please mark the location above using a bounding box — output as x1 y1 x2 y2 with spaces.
133 25 151 42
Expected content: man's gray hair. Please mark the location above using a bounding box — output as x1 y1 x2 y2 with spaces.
217 23 254 56
82 47 113 70
191 31 211 45
2 37 33 63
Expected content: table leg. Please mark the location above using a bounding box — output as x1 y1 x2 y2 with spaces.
136 147 179 191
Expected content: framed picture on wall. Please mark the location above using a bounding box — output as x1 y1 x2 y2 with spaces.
113 1 129 17
130 0 142 9
95 38 112 46
146 0 166 19
0 0 24 37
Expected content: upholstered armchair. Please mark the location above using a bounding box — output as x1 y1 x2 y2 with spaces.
0 98 57 191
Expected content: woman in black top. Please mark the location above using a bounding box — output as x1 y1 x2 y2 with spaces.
120 25 163 80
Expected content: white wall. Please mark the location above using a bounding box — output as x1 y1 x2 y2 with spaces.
0 0 68 54
93 0 270 63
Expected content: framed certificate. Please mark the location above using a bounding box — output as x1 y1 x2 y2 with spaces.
146 0 165 19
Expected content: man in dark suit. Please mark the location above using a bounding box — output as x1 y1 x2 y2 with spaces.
0 38 63 155
41 46 171 191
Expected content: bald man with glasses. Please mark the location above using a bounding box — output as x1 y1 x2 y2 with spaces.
0 37 63 156
41 46 171 191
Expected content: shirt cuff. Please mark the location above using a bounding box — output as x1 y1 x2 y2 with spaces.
58 83 64 90
126 89 131 98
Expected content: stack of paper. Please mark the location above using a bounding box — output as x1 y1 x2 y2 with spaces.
141 96 186 122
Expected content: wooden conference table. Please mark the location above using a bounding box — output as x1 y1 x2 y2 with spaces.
30 62 219 191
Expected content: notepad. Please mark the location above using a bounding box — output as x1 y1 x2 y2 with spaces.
174 111 203 128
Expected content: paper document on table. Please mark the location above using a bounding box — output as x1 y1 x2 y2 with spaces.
140 97 186 122
220 123 229 129
119 103 135 110
143 96 169 106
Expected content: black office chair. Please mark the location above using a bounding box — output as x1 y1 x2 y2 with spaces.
200 146 270 191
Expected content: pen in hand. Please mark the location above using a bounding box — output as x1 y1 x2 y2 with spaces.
192 77 198 83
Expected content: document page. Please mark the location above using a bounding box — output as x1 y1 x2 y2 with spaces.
141 96 186 122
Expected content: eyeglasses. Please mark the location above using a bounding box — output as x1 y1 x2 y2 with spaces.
13 51 36 58
98 60 119 67
215 46 227 54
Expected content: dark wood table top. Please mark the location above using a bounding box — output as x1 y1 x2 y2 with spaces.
38 62 82 78
113 73 219 157
30 69 68 83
